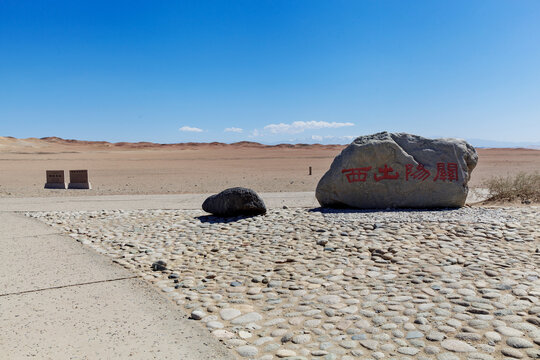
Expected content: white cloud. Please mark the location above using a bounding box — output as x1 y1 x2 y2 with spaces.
179 126 203 132
311 135 323 141
224 127 243 133
264 121 354 134
249 129 261 137
319 135 356 141
324 135 356 142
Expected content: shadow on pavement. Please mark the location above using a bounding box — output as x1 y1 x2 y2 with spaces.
196 214 260 223
309 207 462 214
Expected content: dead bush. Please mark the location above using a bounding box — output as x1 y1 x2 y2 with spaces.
483 172 540 203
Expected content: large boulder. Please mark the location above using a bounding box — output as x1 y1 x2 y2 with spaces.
316 132 478 209
203 187 267 216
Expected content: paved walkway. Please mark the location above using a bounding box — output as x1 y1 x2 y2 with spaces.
0 210 236 359
0 192 319 212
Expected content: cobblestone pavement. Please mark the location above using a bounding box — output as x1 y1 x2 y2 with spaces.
29 206 540 360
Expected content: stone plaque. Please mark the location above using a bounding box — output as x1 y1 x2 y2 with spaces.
68 169 91 189
316 132 478 209
69 170 88 183
45 170 66 189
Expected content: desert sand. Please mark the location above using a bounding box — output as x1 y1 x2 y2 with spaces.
1 136 539 198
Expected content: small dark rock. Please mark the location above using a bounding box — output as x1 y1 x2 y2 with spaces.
151 260 167 271
230 281 242 287
168 273 179 279
280 333 293 343
190 310 204 320
467 308 490 315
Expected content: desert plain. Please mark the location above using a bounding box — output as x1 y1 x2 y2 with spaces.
1 136 539 197
1 136 539 360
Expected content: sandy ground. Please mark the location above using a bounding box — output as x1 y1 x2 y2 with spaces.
1 137 539 198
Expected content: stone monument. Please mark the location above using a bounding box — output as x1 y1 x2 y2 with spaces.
203 187 267 216
316 132 478 208
68 169 92 189
44 170 66 189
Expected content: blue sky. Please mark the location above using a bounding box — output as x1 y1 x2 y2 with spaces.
1 1 539 145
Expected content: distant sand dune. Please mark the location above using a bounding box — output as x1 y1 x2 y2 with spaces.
0 136 343 152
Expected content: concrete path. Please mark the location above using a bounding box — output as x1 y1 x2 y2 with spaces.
0 211 236 359
0 191 319 212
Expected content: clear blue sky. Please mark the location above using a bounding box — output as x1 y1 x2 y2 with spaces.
1 0 539 145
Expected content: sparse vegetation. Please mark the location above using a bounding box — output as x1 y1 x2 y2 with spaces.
483 172 540 203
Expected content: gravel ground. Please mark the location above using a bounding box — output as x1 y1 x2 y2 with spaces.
28 207 540 360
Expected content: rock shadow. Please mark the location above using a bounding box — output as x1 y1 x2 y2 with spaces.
309 207 460 214
196 214 261 224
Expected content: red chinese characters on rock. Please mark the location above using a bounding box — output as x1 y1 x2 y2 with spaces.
405 164 431 181
342 162 459 183
374 164 399 182
433 162 459 182
342 167 372 183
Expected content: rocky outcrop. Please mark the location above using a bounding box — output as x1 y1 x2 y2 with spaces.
316 132 478 208
202 187 267 216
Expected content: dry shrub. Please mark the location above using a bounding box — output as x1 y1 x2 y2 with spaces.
483 172 540 202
